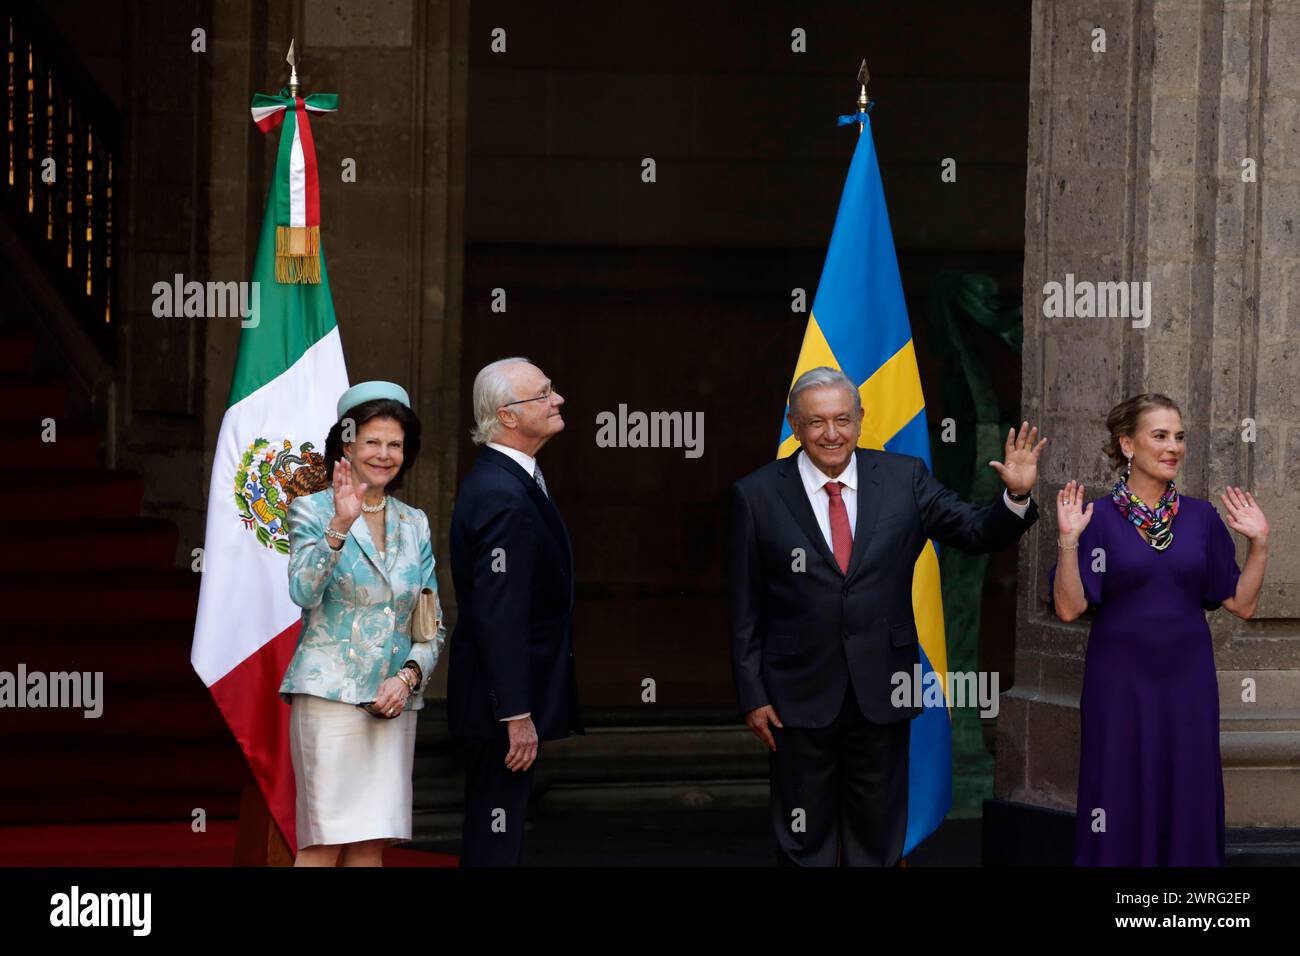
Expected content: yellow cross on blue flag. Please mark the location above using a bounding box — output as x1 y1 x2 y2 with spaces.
777 108 950 855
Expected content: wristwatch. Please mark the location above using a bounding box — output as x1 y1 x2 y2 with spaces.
1007 489 1031 503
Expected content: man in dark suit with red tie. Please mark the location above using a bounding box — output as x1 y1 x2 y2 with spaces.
729 367 1044 865
447 357 582 866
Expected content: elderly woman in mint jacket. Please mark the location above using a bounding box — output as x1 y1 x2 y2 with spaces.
280 380 446 867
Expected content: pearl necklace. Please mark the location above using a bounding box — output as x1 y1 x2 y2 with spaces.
361 495 387 513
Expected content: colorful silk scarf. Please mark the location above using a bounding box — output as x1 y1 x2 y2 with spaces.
1110 478 1179 551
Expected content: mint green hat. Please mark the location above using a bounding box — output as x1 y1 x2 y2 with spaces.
336 380 411 421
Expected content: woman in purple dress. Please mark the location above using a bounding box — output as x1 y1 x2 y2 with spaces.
1049 394 1270 866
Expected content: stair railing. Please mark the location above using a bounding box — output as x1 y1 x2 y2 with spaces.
2 2 119 357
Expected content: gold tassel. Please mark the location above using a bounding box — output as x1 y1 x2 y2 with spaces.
274 225 321 284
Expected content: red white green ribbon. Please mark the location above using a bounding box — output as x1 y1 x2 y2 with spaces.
250 90 338 230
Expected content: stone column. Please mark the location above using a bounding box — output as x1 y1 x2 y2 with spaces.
994 0 1300 860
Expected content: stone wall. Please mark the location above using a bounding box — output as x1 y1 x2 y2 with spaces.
115 0 212 559
1000 0 1300 829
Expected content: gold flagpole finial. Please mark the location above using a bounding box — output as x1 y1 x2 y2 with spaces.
854 59 870 136
287 39 300 97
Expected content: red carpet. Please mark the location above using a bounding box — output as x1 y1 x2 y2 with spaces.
0 821 458 867
0 326 253 827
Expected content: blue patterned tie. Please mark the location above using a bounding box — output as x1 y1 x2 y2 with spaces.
533 462 548 498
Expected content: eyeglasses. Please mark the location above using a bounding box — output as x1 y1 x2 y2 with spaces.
501 385 554 408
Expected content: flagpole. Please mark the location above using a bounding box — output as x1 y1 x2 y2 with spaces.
852 53 910 864
232 38 303 868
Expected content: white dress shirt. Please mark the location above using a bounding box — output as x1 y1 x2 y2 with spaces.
796 449 1030 553
797 448 859 548
487 442 538 483
1003 488 1031 518
486 441 539 723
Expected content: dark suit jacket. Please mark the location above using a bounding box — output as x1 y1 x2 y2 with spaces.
447 446 582 741
729 447 1038 727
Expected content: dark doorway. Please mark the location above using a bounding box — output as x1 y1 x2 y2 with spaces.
462 0 1032 713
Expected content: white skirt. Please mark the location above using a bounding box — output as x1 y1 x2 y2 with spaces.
289 693 417 849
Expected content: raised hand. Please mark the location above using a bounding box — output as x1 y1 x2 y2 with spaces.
331 457 368 527
1056 480 1094 546
989 421 1046 497
1220 486 1269 543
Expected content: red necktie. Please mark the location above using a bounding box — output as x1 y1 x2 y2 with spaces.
824 480 852 573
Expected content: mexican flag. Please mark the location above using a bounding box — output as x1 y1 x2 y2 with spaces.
190 89 346 852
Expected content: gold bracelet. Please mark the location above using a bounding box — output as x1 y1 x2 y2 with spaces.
1058 539 1079 550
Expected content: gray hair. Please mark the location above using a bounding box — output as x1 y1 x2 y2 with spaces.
788 366 862 421
471 356 530 445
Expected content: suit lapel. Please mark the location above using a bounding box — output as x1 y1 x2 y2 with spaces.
549 493 575 607
520 462 575 608
776 451 842 576
482 448 571 576
347 499 397 583
382 500 399 573
845 449 881 580
553 495 575 609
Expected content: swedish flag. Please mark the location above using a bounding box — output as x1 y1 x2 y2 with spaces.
777 111 950 855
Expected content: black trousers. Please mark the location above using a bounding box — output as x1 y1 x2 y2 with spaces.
458 735 536 867
769 683 911 866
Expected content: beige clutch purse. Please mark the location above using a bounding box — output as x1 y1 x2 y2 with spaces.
411 586 443 643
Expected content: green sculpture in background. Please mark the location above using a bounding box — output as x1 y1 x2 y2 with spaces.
925 270 1024 819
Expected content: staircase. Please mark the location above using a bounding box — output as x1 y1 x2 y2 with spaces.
0 0 247 829
0 311 246 826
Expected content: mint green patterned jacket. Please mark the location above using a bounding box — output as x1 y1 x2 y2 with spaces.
279 488 446 710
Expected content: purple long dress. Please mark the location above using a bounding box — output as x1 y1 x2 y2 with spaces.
1048 495 1241 866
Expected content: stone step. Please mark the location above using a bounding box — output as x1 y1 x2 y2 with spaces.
408 705 770 840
